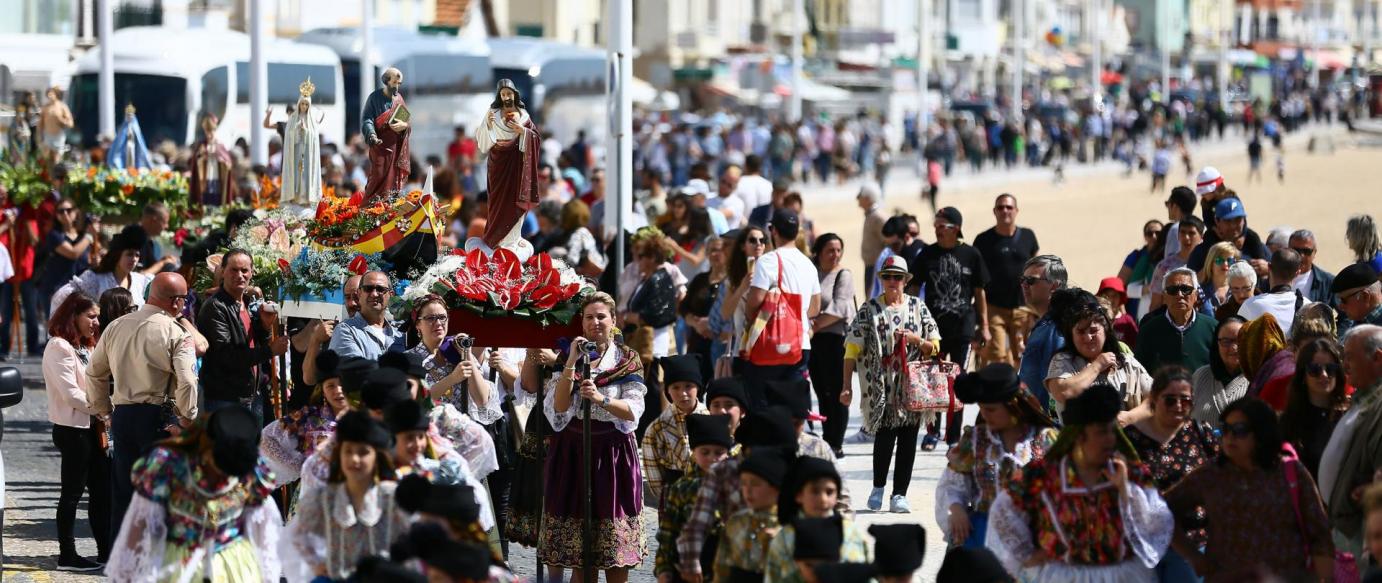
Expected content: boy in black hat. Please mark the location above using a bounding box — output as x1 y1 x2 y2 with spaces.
713 446 789 582
868 523 925 583
380 349 501 490
676 406 799 582
762 458 870 582
383 400 499 541
936 546 1013 583
764 379 853 513
655 414 734 581
642 354 710 503
706 377 750 435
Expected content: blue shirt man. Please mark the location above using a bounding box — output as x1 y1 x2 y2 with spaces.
328 271 405 360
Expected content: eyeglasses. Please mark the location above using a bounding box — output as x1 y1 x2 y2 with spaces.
1213 256 1242 266
57 207 76 214
1216 337 1239 347
360 284 392 295
745 237 767 245
1229 285 1255 294
1290 247 1316 256
1222 422 1253 437
1019 275 1047 287
879 273 906 282
1164 284 1196 297
1307 362 1341 378
1160 394 1193 408
419 314 448 324
995 205 1015 211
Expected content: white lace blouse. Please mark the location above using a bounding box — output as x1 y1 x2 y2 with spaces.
282 481 410 582
542 347 647 435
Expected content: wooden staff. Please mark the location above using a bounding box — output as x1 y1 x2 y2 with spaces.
579 348 594 583
260 303 283 421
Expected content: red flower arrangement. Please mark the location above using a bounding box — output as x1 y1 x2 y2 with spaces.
415 248 591 326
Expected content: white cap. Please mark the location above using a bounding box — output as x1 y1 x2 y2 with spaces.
1195 166 1223 196
683 179 712 197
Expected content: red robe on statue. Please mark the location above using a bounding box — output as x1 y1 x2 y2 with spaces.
364 95 411 203
482 114 541 248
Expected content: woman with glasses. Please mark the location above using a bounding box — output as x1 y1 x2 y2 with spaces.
37 201 97 318
1197 242 1240 316
1118 219 1164 317
1214 262 1258 322
841 256 941 513
1278 339 1352 480
1124 367 1220 583
1164 397 1334 582
719 226 769 371
1191 316 1249 424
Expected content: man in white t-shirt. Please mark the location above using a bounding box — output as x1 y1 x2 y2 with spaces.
733 154 774 211
707 166 747 229
1239 248 1304 338
742 209 821 406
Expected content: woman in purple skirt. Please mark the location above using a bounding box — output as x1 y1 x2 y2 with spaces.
541 291 649 580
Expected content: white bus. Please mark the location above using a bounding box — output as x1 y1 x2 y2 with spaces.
296 26 492 162
487 37 608 146
69 26 345 148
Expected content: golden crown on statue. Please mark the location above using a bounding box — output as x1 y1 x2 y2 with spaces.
299 77 316 98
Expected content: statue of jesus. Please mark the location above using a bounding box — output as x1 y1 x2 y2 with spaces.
469 79 541 260
361 67 411 205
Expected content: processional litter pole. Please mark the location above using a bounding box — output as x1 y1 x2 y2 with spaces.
580 349 595 583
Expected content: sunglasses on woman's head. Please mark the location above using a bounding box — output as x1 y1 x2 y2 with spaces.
1222 422 1253 437
1307 362 1341 378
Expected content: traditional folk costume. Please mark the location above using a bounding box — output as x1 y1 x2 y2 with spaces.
538 343 648 569
282 413 408 582
384 399 497 532
105 408 281 583
712 447 790 583
676 408 799 580
259 351 346 487
936 364 1059 548
763 458 871 583
987 384 1174 582
654 413 733 580
641 355 710 504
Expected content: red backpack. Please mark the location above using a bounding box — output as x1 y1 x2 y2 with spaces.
743 256 804 366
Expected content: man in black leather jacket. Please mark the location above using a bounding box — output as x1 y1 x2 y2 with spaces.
196 249 289 425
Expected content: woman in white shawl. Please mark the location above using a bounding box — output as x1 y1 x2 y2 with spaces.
279 79 323 207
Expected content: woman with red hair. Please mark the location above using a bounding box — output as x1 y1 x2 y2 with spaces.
42 291 108 570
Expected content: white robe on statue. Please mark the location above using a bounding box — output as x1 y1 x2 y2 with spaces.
281 108 323 206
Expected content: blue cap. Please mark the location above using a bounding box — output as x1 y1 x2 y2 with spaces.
1215 197 1247 221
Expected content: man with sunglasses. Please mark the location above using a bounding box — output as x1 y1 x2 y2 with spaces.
330 270 405 361
1333 264 1382 337
1145 216 1205 313
973 194 1040 369
1135 267 1218 375
1287 229 1337 306
1238 249 1305 339
907 207 989 447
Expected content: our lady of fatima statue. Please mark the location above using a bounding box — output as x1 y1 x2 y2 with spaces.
281 78 324 206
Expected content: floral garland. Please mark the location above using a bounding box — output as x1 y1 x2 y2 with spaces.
397 248 594 327
280 247 389 301
63 164 189 221
197 209 309 299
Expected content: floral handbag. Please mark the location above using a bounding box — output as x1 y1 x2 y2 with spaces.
888 333 961 413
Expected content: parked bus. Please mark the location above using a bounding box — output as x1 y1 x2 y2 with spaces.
296 26 492 161
69 26 345 149
487 37 607 146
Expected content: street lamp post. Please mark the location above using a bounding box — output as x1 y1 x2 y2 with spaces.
249 0 267 165
98 0 114 139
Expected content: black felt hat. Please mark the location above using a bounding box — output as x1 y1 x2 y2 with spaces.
111 224 149 254
1333 262 1380 296
792 515 844 561
207 405 260 477
954 363 1021 404
659 354 705 391
736 405 796 448
421 539 491 580
378 350 428 380
706 378 749 411
315 349 343 382
936 546 1011 583
869 523 926 576
1062 382 1123 426
361 367 411 411
395 474 482 523
383 399 430 433
338 357 379 395
334 411 392 450
809 563 876 583
723 568 765 583
738 446 791 488
348 556 426 583
765 378 811 420
686 413 733 450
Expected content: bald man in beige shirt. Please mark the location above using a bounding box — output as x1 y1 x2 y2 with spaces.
86 272 199 543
